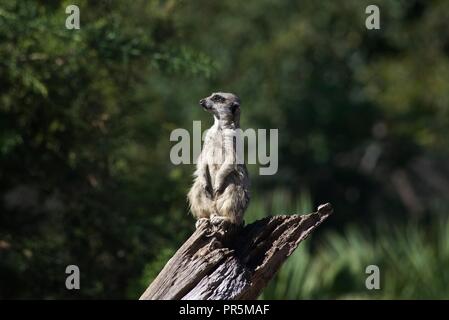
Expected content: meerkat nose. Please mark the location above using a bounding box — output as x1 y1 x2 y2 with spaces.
199 99 206 107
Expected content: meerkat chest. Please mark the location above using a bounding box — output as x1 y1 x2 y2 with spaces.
203 127 232 170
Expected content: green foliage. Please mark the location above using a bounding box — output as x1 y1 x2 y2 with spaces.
253 193 449 299
127 246 176 298
0 0 212 299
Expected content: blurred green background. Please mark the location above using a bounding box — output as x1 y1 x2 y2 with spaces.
1 0 449 299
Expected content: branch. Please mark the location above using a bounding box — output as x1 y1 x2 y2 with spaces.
139 203 333 300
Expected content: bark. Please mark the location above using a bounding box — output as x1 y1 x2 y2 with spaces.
139 203 333 300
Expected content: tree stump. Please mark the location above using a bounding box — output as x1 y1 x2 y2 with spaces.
139 203 333 300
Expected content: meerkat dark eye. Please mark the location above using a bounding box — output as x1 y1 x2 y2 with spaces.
231 101 240 113
211 95 225 103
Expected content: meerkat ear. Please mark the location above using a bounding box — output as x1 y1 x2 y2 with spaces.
231 101 240 113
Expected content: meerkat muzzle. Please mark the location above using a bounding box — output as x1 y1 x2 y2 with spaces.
199 98 211 110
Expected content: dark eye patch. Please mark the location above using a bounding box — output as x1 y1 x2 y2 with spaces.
211 95 226 103
231 102 239 113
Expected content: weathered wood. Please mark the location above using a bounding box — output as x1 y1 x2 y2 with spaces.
139 203 333 300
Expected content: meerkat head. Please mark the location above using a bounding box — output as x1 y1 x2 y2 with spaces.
199 92 241 127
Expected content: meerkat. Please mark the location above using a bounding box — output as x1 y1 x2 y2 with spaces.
187 92 250 226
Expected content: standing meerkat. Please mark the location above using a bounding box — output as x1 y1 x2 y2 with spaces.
188 92 250 226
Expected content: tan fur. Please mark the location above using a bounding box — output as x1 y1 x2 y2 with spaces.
188 92 250 225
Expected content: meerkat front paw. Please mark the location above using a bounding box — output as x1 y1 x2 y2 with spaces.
195 218 209 229
210 214 231 226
